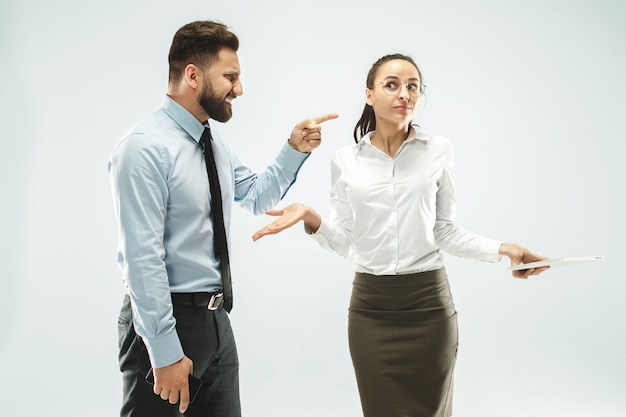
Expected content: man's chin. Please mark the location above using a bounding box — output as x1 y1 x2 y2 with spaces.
200 100 232 123
207 108 232 123
213 113 232 123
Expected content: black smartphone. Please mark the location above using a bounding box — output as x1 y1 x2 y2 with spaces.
145 368 203 403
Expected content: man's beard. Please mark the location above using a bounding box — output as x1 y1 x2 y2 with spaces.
199 80 232 123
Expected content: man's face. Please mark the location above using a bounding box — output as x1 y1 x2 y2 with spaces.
198 48 243 123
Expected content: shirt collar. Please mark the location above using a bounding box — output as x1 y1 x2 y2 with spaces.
361 125 431 146
160 95 206 144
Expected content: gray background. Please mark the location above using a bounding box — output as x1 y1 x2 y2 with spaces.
2 0 625 416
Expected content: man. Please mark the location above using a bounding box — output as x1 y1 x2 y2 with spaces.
108 20 337 416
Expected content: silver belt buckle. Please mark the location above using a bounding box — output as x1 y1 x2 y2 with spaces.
207 293 224 310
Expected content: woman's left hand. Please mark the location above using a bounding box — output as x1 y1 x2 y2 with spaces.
499 242 550 279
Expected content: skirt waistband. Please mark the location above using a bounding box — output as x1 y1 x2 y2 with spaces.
355 267 446 282
350 267 453 313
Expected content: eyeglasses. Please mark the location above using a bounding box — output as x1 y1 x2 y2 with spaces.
378 77 425 98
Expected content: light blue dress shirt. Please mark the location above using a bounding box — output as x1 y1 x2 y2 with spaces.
108 96 309 368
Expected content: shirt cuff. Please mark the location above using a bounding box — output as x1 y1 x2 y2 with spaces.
306 218 332 245
277 141 310 173
481 239 504 263
144 330 184 369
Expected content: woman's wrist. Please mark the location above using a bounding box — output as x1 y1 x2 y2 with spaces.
303 207 321 233
498 242 524 259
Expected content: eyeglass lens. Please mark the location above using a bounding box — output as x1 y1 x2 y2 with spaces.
381 78 424 97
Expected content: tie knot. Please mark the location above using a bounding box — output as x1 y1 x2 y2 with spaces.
199 126 212 150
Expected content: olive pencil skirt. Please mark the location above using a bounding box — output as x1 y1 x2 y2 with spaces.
348 268 458 417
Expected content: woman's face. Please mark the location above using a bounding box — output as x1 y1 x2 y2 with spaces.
366 59 422 129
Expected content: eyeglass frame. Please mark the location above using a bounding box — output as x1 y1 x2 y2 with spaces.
377 77 426 98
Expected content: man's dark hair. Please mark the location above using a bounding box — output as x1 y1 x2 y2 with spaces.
168 20 239 84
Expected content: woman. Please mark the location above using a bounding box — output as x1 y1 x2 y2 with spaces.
252 53 548 417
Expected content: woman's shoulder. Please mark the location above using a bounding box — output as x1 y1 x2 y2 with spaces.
332 141 361 158
413 129 452 145
413 130 454 154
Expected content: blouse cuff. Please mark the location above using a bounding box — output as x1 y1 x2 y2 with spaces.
482 239 504 263
305 218 332 247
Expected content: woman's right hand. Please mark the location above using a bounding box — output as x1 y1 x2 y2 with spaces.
252 203 320 241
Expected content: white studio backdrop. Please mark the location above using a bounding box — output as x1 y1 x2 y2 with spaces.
1 0 625 416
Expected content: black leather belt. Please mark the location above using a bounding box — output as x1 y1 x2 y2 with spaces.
171 291 224 310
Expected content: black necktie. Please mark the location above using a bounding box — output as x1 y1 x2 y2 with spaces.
200 125 232 312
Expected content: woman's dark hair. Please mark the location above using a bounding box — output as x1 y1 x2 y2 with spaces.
353 53 423 143
168 20 239 84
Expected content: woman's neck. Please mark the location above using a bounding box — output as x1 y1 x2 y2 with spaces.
370 124 410 158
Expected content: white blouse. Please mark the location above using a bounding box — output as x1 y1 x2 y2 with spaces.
310 128 502 275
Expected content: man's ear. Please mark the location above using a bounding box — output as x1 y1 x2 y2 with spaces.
184 64 201 90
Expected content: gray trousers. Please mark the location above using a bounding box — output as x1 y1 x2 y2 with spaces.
118 294 240 417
